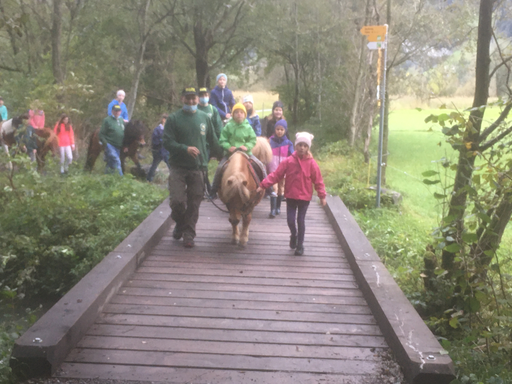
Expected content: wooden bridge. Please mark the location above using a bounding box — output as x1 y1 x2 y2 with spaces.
11 196 455 383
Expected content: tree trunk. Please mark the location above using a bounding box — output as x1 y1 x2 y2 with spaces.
127 0 151 120
441 0 495 271
194 20 210 88
292 1 300 124
0 0 18 55
473 189 512 270
349 0 373 146
51 0 64 84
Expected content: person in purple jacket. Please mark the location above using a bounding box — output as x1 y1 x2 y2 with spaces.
268 119 294 218
209 73 236 122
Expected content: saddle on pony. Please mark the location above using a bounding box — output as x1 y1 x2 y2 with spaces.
221 151 264 185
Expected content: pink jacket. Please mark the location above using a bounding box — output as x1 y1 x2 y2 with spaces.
261 152 326 201
54 123 75 147
28 109 45 129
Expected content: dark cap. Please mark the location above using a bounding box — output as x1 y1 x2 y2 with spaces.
182 87 198 96
112 105 122 111
198 87 209 94
272 101 284 111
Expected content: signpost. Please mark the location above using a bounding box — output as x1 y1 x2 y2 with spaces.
361 24 388 208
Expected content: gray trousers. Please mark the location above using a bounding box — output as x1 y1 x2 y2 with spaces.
168 166 205 239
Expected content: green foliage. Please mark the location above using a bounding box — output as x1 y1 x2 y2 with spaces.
0 162 167 299
321 128 512 383
0 149 166 382
316 141 381 210
420 104 512 384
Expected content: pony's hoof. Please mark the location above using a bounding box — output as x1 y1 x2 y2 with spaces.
238 243 246 249
231 238 239 245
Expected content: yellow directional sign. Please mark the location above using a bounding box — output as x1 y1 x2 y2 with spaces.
366 33 385 42
360 25 387 36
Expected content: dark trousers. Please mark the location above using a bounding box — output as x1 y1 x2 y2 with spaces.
147 150 170 182
168 166 205 239
286 198 310 246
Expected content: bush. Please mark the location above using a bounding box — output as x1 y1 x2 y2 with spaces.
0 157 167 383
0 169 167 299
316 141 390 210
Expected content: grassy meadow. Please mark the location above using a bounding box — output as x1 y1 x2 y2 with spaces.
384 99 512 266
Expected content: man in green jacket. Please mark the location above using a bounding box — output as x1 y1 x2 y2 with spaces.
197 87 223 139
197 87 223 194
100 104 125 176
163 87 221 248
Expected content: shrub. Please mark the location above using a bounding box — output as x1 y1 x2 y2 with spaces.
0 170 167 299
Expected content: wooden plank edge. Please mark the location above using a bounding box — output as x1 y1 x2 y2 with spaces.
324 196 455 384
10 198 173 379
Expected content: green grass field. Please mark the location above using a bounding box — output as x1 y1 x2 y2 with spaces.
385 105 512 257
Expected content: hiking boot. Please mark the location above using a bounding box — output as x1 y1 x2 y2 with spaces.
172 226 182 240
269 196 277 218
183 236 195 248
294 244 304 256
276 195 283 215
289 234 297 249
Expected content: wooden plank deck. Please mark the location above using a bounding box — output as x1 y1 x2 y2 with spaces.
55 200 400 383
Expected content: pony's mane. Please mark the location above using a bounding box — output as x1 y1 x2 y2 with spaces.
221 152 251 203
123 119 146 146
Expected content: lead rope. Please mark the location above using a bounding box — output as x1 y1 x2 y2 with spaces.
198 153 230 214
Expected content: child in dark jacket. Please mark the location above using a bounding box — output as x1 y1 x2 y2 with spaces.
262 100 285 138
257 132 326 256
210 73 236 122
268 119 294 218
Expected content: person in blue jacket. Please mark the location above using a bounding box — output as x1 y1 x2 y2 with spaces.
209 73 236 122
0 97 8 122
147 114 170 182
107 90 129 122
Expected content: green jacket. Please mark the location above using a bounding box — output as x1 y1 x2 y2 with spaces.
198 103 223 139
219 119 257 156
163 109 220 170
99 116 125 148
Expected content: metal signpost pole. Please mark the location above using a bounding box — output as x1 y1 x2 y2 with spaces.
375 25 388 208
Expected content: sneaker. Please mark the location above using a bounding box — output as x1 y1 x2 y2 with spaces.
183 237 195 248
294 244 304 256
289 235 297 249
172 226 182 240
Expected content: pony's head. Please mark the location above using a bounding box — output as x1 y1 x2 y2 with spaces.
223 173 251 203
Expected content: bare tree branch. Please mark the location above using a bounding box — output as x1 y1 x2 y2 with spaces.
480 124 512 152
479 102 512 143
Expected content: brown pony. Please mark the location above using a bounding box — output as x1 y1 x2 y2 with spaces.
0 115 59 171
84 120 146 175
219 137 272 247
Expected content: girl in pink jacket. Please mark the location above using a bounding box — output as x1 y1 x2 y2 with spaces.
258 132 326 256
54 114 75 174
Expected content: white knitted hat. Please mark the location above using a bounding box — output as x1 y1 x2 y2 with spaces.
295 132 314 148
242 95 254 104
